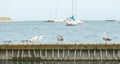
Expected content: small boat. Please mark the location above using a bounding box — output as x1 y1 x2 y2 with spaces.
64 17 77 26
64 16 83 26
64 0 83 26
47 19 54 22
106 20 115 22
47 19 64 23
54 19 64 22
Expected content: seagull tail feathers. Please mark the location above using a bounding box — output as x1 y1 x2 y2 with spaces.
107 38 112 41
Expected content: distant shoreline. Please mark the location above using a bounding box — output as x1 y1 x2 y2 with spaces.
0 17 12 22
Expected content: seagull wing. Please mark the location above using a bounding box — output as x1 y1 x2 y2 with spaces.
38 35 43 40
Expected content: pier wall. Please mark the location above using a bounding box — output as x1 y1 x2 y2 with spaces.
0 44 120 61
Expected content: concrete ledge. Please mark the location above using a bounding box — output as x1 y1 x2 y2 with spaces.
0 43 120 49
0 58 120 61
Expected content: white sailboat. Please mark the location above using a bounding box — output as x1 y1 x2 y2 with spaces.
64 15 77 26
64 0 83 26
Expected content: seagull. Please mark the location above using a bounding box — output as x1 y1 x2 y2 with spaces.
34 25 38 29
29 35 43 42
102 32 112 42
56 35 64 42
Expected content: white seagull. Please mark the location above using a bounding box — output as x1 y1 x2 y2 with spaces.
56 35 64 42
29 35 43 42
102 32 112 43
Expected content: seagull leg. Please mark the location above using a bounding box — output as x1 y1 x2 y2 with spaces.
105 41 107 44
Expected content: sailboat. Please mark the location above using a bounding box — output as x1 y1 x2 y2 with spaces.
47 0 64 23
47 18 64 22
64 15 77 26
64 0 83 26
47 19 54 22
47 8 55 22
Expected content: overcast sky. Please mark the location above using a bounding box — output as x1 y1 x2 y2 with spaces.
0 0 120 21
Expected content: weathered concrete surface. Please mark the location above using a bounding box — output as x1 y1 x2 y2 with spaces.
0 44 120 50
0 43 120 61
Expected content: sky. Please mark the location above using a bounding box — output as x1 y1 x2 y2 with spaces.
0 0 120 21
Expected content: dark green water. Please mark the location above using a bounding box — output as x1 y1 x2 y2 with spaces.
0 61 120 64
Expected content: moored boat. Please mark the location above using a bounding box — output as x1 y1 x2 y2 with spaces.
64 16 77 26
47 19 54 22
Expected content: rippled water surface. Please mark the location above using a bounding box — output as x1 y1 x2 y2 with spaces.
0 20 120 44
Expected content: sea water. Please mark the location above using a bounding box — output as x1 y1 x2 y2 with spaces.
0 20 120 44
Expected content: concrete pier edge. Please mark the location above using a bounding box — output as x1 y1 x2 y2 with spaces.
0 43 120 61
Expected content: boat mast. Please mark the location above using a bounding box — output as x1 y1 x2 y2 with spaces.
75 0 78 20
72 0 74 16
72 0 76 20
56 0 58 19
